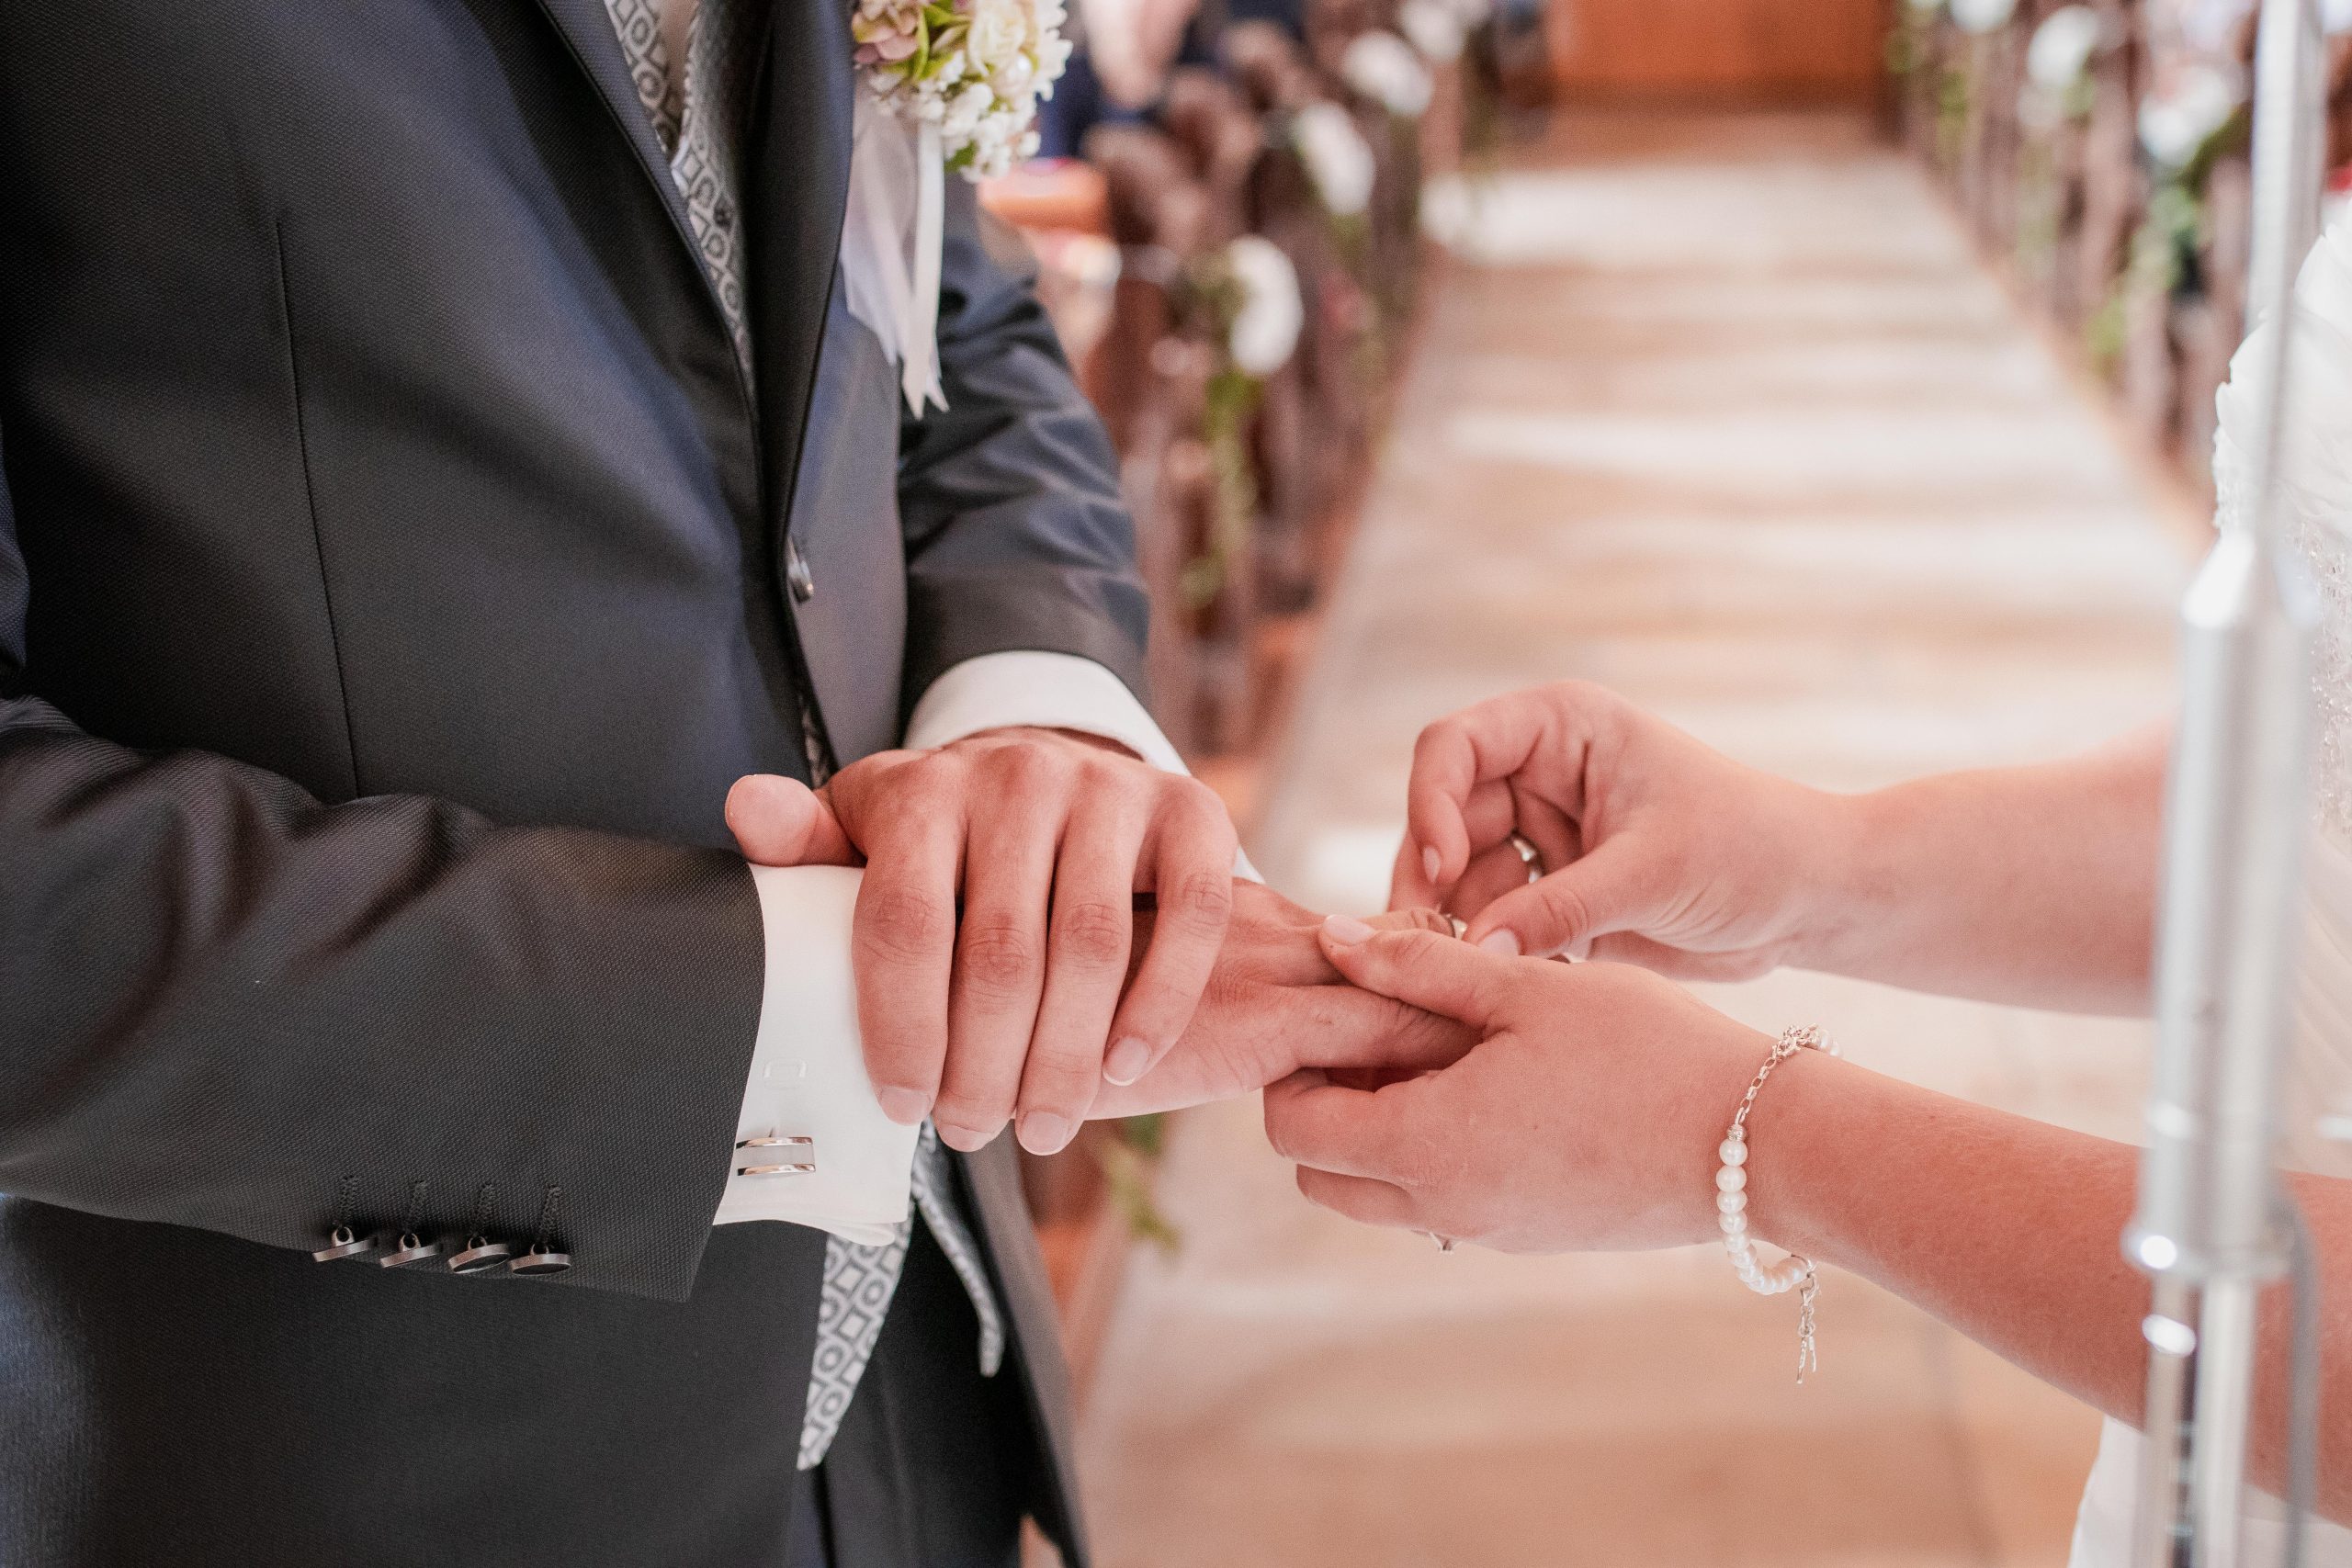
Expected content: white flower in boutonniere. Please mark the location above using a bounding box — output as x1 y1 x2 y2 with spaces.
841 0 1071 416
853 0 1073 178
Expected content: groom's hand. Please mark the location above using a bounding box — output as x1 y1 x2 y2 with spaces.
727 728 1238 1156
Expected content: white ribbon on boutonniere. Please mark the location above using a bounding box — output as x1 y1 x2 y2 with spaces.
842 96 948 414
841 0 1072 414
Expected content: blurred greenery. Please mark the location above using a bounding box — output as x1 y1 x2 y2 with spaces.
1098 1116 1182 1254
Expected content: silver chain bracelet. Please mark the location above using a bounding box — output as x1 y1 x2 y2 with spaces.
1715 1023 1838 1382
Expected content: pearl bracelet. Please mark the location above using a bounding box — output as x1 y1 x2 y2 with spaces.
1716 1023 1837 1382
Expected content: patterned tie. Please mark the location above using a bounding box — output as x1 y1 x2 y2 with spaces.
597 0 1007 1471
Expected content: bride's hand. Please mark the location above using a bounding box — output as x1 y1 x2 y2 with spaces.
1388 680 1854 979
1263 918 1779 1252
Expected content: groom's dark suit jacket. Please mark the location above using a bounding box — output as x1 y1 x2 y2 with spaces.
0 2 1147 1564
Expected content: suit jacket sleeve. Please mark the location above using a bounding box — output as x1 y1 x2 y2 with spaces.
0 423 763 1303
895 179 1152 710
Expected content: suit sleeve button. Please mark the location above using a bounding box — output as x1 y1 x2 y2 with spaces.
378 1232 445 1268
311 1224 384 1263
448 1236 516 1273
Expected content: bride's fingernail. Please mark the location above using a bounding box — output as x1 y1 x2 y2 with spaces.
1324 913 1375 945
1103 1036 1153 1086
1421 845 1442 884
1477 930 1521 956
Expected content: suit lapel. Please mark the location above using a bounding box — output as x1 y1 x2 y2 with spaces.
529 0 707 291
532 0 845 539
741 0 855 528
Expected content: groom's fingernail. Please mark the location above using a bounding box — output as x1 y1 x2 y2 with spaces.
935 1120 991 1152
1103 1036 1153 1086
1477 929 1521 956
1323 913 1375 945
1017 1111 1073 1156
876 1087 932 1125
1420 845 1442 884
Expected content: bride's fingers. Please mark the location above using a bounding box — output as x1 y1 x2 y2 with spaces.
1388 780 1518 909
1264 1068 1431 1188
1316 919 1513 1026
1398 720 1487 902
1268 1073 1472 1240
1446 840 1541 919
1294 1166 1419 1230
1510 785 1582 874
1441 790 1580 920
1588 932 1774 982
1402 694 1574 901
1366 906 1456 936
1460 780 1520 851
1460 838 1655 959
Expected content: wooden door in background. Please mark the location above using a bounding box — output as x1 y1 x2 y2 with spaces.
1547 0 1889 102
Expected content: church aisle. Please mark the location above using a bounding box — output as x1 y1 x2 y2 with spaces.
1079 111 2196 1568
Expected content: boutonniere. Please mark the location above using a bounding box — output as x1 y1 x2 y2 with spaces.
840 0 1071 416
852 0 1073 180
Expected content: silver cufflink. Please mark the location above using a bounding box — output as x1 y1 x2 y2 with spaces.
735 1135 816 1176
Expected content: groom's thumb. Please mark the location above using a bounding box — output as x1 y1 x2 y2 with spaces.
1317 917 1513 1028
1462 839 1651 960
726 773 860 868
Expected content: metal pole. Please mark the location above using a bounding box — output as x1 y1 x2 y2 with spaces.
2125 0 2328 1556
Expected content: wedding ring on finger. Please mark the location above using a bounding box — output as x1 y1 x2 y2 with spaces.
1506 831 1586 962
1508 831 1545 884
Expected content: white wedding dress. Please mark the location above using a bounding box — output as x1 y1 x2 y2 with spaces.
2069 217 2352 1566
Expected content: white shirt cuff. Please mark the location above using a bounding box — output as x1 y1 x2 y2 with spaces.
717 650 1225 1240
902 649 1188 768
715 864 916 1243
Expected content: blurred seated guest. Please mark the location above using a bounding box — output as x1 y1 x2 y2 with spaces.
1264 219 2352 1566
1035 0 1321 157
1037 0 1203 155
1175 0 1312 57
